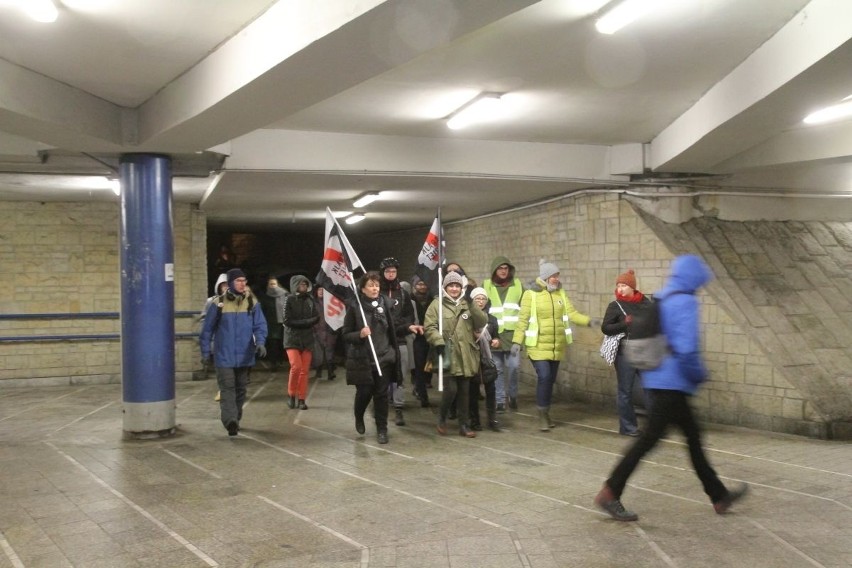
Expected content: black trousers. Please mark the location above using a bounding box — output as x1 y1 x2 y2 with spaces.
412 335 431 401
606 389 728 503
354 364 391 433
469 375 496 426
439 375 470 427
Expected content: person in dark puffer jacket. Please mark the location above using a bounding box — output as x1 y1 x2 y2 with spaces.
342 272 403 445
283 275 319 410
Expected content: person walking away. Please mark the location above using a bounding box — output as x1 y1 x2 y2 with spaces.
410 276 434 406
341 272 403 444
511 260 599 432
379 257 419 427
283 275 319 410
259 276 287 370
594 255 748 522
482 256 524 412
311 286 339 380
199 268 267 436
424 271 487 438
469 287 501 432
601 269 651 436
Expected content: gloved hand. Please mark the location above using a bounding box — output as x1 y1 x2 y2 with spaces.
201 355 213 368
435 344 445 357
509 343 521 358
589 317 602 329
255 345 267 358
624 315 633 325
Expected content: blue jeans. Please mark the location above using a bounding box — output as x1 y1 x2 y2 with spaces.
531 359 560 408
615 352 645 434
493 350 520 404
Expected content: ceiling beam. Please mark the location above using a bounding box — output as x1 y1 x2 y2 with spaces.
223 129 613 181
137 0 541 152
650 0 852 173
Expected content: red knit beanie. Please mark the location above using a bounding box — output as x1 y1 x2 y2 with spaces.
616 269 636 289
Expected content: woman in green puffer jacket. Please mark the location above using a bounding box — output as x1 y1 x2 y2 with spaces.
424 271 487 438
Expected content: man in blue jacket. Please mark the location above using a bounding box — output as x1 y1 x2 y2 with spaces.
595 255 748 521
200 268 268 436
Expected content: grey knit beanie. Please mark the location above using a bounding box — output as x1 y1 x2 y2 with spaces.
539 259 560 280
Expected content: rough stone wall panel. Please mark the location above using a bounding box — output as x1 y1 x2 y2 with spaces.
0 201 203 386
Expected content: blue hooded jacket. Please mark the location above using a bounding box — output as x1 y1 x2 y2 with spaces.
641 255 713 395
199 272 268 368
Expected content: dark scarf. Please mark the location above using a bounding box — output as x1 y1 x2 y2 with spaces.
380 277 401 294
491 274 510 286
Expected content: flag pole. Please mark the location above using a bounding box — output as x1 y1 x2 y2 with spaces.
329 209 383 376
436 207 444 392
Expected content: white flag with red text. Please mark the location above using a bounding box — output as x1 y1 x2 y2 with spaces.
315 209 364 330
414 214 443 296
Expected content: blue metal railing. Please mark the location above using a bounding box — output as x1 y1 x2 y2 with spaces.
0 311 200 342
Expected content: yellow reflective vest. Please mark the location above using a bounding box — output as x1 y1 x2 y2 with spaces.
483 278 523 333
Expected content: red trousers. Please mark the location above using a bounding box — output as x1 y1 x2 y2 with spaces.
286 349 312 399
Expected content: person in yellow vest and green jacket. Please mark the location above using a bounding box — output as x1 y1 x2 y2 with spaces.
511 260 600 432
482 256 525 412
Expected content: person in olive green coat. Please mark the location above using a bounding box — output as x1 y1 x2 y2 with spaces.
511 260 599 431
424 271 487 438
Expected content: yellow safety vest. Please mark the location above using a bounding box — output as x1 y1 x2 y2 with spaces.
524 289 573 347
483 278 523 333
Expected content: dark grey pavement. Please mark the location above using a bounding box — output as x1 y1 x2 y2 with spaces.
1 370 849 567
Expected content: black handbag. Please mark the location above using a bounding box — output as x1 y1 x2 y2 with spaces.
480 357 498 383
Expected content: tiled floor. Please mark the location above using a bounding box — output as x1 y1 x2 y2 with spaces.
0 370 850 567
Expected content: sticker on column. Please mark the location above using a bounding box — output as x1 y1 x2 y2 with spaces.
165 263 174 282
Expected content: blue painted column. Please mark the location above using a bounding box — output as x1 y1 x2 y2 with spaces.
119 154 176 437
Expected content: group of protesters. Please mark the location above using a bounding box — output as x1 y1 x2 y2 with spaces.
199 253 748 521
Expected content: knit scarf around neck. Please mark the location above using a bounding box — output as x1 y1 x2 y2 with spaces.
615 290 644 303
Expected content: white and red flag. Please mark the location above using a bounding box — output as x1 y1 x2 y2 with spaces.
414 213 444 296
315 208 364 330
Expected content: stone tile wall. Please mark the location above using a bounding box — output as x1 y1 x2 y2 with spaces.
0 201 206 385
440 192 848 439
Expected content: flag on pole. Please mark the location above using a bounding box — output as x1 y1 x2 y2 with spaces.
414 213 444 296
316 209 364 330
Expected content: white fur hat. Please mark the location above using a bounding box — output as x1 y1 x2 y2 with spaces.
470 287 487 300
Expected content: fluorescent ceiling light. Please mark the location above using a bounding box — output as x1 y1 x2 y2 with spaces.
25 0 58 22
109 179 120 196
447 93 503 130
595 0 665 35
345 214 366 225
352 192 382 208
803 95 852 125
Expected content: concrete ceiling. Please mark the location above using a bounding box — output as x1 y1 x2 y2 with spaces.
1 0 851 234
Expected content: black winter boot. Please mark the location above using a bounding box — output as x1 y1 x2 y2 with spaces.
394 408 406 426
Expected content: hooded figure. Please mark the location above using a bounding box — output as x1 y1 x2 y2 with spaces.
283 275 320 409
482 255 525 412
639 255 713 394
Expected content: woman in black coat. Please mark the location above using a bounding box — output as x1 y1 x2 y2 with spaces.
600 269 651 436
341 271 402 445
